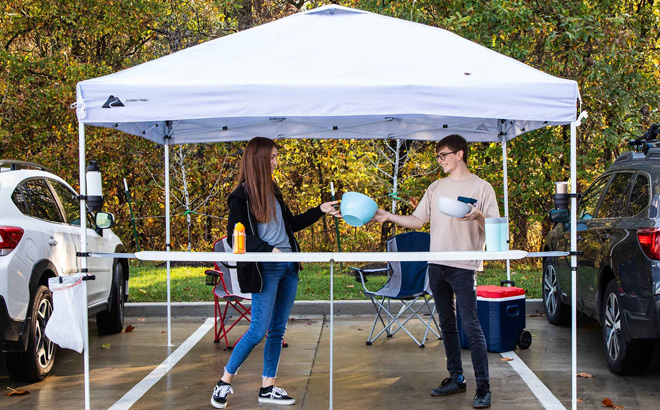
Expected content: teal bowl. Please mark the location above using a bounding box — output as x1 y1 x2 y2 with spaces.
340 192 377 227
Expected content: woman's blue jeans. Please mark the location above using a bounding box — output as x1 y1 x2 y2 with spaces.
224 261 298 378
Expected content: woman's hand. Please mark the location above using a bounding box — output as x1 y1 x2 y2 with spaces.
320 200 342 217
272 247 282 253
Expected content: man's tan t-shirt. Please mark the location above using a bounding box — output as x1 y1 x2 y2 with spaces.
412 174 499 271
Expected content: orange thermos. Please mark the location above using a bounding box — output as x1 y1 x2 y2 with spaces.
233 222 246 254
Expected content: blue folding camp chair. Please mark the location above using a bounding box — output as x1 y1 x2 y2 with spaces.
351 231 441 348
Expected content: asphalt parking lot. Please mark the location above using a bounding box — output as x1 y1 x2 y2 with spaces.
1 310 659 409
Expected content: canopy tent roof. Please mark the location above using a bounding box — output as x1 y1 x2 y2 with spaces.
75 5 580 145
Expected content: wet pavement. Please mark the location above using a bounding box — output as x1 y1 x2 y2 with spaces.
1 311 659 409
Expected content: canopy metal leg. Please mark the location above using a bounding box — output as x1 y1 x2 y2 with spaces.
165 140 173 346
329 259 334 410
570 121 578 410
78 122 91 410
502 137 511 280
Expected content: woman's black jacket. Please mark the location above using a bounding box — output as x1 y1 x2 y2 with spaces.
226 183 324 293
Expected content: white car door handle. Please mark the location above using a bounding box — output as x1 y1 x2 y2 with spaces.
48 238 58 246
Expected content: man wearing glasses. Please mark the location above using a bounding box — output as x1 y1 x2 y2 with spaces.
373 134 499 409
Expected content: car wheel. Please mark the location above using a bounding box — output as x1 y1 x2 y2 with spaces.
96 260 125 335
3 285 57 382
601 279 652 375
542 258 570 325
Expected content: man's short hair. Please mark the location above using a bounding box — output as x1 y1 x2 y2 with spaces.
435 134 468 164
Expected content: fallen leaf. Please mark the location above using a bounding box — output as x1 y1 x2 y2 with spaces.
161 331 166 333
183 287 191 291
577 372 594 378
5 387 29 397
136 318 146 322
304 322 312 327
602 398 625 409
101 343 111 349
500 357 514 362
125 325 135 333
346 284 354 288
530 312 546 317
577 399 583 403
138 289 148 295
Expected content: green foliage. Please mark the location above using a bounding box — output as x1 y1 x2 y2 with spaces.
2 0 659 254
127 261 541 301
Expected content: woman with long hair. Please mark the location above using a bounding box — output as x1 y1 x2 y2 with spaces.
211 137 340 408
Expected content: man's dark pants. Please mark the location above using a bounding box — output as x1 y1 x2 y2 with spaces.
428 263 489 383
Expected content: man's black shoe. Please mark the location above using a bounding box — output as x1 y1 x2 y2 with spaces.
431 374 467 396
473 386 492 408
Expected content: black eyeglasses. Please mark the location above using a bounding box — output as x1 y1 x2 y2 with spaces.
436 150 458 161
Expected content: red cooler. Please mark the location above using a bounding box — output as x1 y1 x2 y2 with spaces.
457 282 532 352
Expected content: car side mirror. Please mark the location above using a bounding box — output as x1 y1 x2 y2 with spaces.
95 212 114 229
549 209 570 224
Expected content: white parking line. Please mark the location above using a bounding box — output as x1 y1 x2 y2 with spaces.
500 351 566 410
108 318 214 410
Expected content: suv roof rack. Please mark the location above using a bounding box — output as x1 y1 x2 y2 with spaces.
628 123 660 154
0 159 50 172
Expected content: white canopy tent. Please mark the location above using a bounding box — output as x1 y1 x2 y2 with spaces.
75 5 578 142
75 5 581 410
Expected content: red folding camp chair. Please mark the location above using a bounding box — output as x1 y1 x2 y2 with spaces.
205 237 252 349
205 237 289 349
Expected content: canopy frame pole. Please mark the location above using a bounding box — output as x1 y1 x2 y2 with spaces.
329 259 334 410
501 135 511 280
165 133 173 347
391 139 402 215
570 121 578 410
78 122 91 410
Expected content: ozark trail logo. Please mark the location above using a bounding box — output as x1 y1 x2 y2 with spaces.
102 95 125 108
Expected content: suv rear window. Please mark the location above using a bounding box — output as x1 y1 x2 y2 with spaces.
20 179 64 223
11 186 30 214
626 173 651 216
598 172 635 218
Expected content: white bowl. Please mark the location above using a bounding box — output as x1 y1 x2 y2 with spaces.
437 196 471 218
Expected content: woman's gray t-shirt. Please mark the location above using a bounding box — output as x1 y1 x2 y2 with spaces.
257 196 292 252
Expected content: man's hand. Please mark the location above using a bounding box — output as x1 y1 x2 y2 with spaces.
372 209 424 229
372 209 391 223
458 206 485 225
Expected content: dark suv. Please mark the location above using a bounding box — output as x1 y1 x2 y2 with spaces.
542 145 660 375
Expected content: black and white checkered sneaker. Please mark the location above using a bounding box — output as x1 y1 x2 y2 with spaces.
258 385 295 405
211 381 233 408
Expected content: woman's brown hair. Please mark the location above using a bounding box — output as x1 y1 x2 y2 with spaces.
236 137 278 222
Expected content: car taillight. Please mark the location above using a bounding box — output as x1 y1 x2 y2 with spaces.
0 226 24 256
637 228 660 260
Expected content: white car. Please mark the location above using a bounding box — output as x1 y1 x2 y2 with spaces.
0 160 127 382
